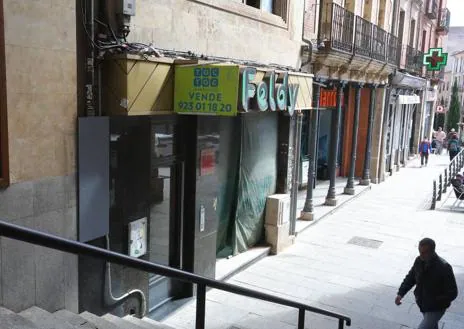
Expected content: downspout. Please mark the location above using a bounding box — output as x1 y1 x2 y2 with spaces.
301 0 315 68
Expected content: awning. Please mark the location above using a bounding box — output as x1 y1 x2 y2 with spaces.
288 72 313 110
391 71 427 90
397 94 421 105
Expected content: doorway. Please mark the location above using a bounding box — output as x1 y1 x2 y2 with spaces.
385 104 394 172
109 116 185 317
148 119 184 314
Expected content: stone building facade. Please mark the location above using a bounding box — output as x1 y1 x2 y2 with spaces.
0 0 78 313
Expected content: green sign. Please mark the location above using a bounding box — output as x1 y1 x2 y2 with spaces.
423 48 448 71
174 65 239 116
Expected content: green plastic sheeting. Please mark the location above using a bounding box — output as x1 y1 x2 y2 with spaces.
216 113 278 257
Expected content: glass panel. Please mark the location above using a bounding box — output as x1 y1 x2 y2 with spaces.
151 121 175 160
149 166 171 269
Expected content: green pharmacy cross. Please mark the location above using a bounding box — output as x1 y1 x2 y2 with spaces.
423 48 448 71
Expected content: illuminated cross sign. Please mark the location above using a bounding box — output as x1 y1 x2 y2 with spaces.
423 48 448 71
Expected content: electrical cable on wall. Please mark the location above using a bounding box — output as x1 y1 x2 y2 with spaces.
88 6 297 72
104 235 147 318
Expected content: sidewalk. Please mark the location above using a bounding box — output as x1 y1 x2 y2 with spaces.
295 177 370 234
162 153 463 329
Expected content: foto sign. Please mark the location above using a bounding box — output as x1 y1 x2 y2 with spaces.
240 68 300 116
174 65 239 116
320 88 343 108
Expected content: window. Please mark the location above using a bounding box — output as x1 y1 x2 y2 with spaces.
409 19 416 47
0 0 8 187
421 30 427 52
241 0 288 21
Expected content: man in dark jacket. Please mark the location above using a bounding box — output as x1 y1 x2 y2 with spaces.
395 238 458 329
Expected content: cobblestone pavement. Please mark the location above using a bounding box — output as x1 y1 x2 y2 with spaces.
162 154 464 329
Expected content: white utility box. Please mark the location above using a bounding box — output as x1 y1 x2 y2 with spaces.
265 194 291 226
264 194 293 255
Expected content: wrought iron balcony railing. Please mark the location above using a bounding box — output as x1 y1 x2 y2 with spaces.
317 3 396 66
330 3 355 53
426 0 438 19
386 33 399 65
354 16 372 57
437 8 450 35
372 25 387 62
406 45 424 75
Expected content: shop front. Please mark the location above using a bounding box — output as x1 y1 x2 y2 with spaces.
385 72 426 173
300 87 344 184
174 64 313 259
77 55 313 318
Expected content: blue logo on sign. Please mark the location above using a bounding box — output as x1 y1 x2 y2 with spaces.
193 67 219 88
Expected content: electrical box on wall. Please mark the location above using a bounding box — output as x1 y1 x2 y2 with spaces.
117 0 136 16
128 217 147 258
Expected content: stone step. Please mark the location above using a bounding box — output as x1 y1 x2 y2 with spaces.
80 311 123 329
53 309 97 329
142 316 176 329
102 313 146 329
0 307 39 329
124 315 174 329
0 305 182 329
19 306 75 329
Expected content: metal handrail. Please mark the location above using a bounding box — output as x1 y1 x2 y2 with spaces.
0 220 352 329
431 148 464 210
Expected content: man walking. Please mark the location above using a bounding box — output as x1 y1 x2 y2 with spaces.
395 238 458 329
433 127 446 154
419 137 431 167
448 134 460 161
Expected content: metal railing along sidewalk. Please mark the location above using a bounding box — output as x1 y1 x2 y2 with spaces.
0 220 352 329
431 149 464 210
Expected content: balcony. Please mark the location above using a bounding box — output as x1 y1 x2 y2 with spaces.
329 3 355 53
319 3 396 65
354 16 372 57
437 8 450 35
386 33 399 66
426 0 438 19
405 45 424 75
372 25 387 62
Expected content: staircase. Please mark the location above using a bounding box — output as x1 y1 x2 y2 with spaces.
0 220 351 329
0 306 174 329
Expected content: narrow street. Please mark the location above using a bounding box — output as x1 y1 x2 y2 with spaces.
163 153 464 329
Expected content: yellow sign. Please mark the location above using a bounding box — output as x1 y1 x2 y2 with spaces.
174 65 239 116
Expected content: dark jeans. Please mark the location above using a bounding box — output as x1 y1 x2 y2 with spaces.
450 150 458 161
418 310 445 329
421 153 429 166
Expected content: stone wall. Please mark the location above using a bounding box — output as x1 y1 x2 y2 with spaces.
0 0 78 312
127 0 305 67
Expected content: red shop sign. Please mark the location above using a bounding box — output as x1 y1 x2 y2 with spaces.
319 89 343 108
200 148 216 176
